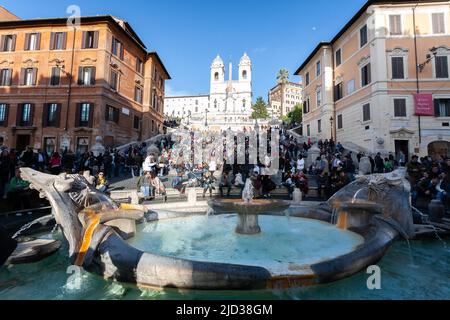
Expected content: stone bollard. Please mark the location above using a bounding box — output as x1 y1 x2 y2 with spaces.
187 188 197 205
292 188 303 204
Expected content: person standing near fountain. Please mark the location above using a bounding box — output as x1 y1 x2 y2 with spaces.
137 171 153 200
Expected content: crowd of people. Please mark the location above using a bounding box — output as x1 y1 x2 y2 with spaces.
408 155 450 210
0 127 448 212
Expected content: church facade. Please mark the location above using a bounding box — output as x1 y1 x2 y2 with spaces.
164 53 256 131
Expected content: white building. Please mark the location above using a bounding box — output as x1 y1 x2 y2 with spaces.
164 53 257 131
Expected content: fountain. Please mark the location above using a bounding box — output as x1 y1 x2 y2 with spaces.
208 179 290 235
2 167 442 292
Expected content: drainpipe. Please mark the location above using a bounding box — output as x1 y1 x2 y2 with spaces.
64 26 76 132
413 4 422 146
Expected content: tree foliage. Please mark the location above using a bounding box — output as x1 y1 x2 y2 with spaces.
251 97 269 120
283 103 303 125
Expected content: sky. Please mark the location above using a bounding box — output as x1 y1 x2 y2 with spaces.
2 0 368 101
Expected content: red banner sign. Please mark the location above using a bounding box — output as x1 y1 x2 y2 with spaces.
414 93 434 116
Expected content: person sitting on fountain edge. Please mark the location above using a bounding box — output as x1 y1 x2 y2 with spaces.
137 171 153 200
95 171 109 193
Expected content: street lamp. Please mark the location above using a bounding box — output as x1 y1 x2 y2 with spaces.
329 116 334 141
187 111 191 125
205 108 209 127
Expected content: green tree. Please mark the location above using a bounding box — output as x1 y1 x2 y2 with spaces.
276 68 290 118
251 97 269 120
283 103 303 125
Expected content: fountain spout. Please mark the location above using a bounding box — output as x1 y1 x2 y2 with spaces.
242 179 254 204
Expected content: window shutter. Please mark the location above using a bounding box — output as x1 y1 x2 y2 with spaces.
90 67 96 85
1 104 9 126
62 32 67 50
32 68 38 85
54 104 61 127
78 66 83 85
75 103 81 127
5 69 12 86
29 104 35 126
81 31 87 49
93 31 99 49
114 108 119 123
11 35 16 51
35 33 41 50
50 32 55 50
42 103 49 127
120 43 124 60
16 104 23 126
20 68 26 86
88 103 94 127
0 35 4 52
24 33 30 50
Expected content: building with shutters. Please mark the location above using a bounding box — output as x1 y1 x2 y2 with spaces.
0 6 170 154
294 0 450 159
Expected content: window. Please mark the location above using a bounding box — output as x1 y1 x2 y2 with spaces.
394 99 407 117
318 119 322 133
316 88 322 106
361 63 371 87
110 70 119 91
307 124 311 136
136 57 144 75
134 86 143 104
1 35 16 52
82 31 98 49
334 82 343 101
151 120 155 132
336 49 342 66
76 103 94 127
0 104 8 126
50 32 67 50
78 66 96 85
50 67 61 86
389 15 402 35
0 69 12 86
347 79 355 94
214 99 217 109
44 103 60 127
214 72 219 81
76 137 90 154
105 105 119 123
434 98 450 117
305 72 310 86
242 70 247 79
337 114 343 129
392 57 405 79
316 61 321 77
432 13 445 34
360 25 368 47
363 103 371 122
21 68 37 86
133 115 140 129
111 37 124 59
25 33 40 51
243 99 246 109
152 89 157 109
436 56 449 78
18 103 33 126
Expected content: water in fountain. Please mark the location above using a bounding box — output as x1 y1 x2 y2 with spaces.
12 215 54 240
412 207 449 252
